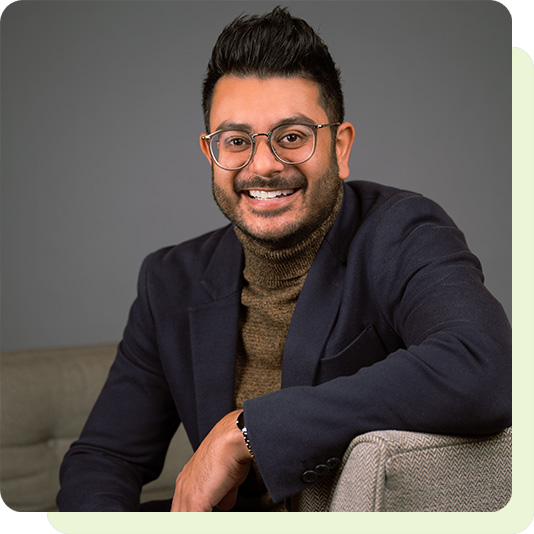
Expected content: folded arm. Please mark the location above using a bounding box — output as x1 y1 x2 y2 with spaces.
244 195 512 503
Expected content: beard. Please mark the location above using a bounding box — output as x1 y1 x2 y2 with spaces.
211 157 342 248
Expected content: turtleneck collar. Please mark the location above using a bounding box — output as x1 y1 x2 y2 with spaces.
234 184 344 288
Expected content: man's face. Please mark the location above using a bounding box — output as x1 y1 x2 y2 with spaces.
200 76 354 246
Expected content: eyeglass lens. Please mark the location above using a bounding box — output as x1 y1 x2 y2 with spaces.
209 124 316 169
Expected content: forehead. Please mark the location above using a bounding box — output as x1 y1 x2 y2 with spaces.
209 75 328 131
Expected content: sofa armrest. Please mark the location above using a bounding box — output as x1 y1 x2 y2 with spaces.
291 428 512 512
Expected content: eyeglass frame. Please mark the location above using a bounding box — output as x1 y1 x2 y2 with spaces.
201 122 340 170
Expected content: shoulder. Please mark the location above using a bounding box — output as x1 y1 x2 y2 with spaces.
139 224 237 287
345 180 457 232
149 225 233 264
349 181 477 283
342 180 472 274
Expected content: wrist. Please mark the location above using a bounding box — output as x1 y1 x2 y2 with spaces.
236 411 255 461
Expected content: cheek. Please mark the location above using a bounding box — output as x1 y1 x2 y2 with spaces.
301 161 330 188
306 144 333 175
212 168 236 191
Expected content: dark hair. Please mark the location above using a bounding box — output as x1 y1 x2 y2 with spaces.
202 6 344 132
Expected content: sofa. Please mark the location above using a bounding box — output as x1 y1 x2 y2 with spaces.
292 427 511 511
1 343 192 512
0 343 511 512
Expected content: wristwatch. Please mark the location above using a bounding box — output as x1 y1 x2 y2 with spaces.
236 411 255 460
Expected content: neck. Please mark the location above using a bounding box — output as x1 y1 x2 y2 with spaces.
234 185 343 287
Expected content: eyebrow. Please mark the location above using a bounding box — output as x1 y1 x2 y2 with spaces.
213 114 317 133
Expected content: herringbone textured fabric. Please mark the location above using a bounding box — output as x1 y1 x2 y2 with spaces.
292 428 511 512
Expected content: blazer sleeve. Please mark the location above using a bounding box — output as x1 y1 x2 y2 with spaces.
57 254 180 511
243 194 512 504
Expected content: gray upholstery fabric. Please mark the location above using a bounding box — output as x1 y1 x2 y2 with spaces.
0 344 192 512
292 428 512 512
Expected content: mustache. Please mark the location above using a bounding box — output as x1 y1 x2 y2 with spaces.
233 174 307 193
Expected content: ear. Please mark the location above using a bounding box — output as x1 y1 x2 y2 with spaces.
199 134 212 164
335 122 355 180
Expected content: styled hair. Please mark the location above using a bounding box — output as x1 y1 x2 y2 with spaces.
202 6 344 132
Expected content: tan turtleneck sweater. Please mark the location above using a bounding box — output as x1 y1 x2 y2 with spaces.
232 185 343 511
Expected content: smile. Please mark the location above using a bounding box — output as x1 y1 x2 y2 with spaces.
247 189 296 200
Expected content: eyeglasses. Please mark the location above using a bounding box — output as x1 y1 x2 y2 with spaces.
201 122 340 170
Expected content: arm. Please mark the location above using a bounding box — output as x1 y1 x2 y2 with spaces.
244 194 512 503
57 255 180 511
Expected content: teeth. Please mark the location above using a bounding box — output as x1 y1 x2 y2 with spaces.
248 189 295 200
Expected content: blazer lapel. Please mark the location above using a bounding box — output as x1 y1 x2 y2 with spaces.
188 183 361 433
281 183 361 388
189 227 244 441
281 242 345 387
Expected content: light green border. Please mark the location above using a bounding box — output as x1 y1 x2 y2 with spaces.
46 46 534 534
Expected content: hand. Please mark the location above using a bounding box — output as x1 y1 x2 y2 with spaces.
171 409 252 511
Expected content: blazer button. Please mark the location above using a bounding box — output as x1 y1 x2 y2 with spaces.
314 464 329 477
301 470 317 484
326 457 341 470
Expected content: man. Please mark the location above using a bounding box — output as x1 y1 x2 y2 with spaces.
57 7 511 512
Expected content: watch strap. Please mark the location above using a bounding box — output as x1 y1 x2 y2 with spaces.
236 411 255 460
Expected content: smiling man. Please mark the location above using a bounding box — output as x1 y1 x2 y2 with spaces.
57 7 511 512
203 76 353 247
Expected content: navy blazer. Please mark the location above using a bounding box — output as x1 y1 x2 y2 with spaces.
58 181 511 510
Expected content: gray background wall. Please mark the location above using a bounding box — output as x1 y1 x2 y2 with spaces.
1 1 511 351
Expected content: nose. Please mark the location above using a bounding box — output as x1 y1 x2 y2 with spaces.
247 135 285 176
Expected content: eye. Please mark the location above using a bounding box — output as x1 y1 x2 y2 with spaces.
228 137 245 147
219 131 251 152
274 125 313 149
283 133 301 144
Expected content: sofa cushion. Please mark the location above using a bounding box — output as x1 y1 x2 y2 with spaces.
0 344 192 511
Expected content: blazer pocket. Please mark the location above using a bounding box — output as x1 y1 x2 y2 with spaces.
315 324 388 384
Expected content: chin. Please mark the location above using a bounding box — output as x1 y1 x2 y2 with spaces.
237 218 316 248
